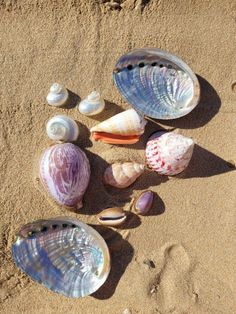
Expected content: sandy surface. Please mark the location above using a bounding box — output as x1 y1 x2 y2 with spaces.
0 1 236 313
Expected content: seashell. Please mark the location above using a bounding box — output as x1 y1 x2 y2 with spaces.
104 162 145 188
113 48 200 120
12 217 110 298
46 115 79 142
97 207 127 226
145 131 194 175
39 143 90 208
90 108 147 144
133 190 154 215
78 91 105 116
46 83 69 107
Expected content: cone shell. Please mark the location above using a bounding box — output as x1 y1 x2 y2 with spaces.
39 143 90 208
12 217 110 298
145 132 194 175
90 109 147 136
104 162 145 188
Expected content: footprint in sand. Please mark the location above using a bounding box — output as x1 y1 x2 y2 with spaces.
150 243 196 313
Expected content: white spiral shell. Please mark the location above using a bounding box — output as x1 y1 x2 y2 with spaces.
46 115 79 142
78 91 105 116
46 83 69 107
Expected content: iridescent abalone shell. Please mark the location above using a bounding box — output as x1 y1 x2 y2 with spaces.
113 48 200 119
12 217 110 298
39 143 90 208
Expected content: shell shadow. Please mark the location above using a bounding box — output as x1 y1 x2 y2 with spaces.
103 170 168 204
74 122 93 149
81 150 116 215
178 144 235 178
88 100 123 122
156 75 221 129
61 89 80 109
120 212 141 229
67 89 80 109
145 192 165 216
90 224 134 300
119 121 175 151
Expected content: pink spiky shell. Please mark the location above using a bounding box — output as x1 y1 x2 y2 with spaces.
145 132 194 175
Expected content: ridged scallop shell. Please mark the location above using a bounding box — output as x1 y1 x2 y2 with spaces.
39 143 90 208
104 162 145 188
46 115 79 142
78 91 105 116
12 217 110 298
46 83 69 107
97 207 127 226
113 48 200 119
145 131 194 175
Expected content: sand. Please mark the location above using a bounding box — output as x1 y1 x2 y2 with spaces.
0 0 235 313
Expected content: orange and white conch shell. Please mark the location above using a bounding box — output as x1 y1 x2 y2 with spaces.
103 162 145 188
90 108 147 144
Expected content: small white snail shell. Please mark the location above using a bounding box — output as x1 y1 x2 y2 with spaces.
46 115 79 142
78 91 105 116
46 83 69 107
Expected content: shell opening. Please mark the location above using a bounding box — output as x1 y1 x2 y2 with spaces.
99 215 125 221
92 132 140 144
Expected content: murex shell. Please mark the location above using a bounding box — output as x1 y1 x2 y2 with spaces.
113 48 200 119
146 131 194 175
12 217 110 298
104 162 145 188
90 109 147 144
39 143 90 208
46 83 69 107
78 91 105 116
46 115 79 142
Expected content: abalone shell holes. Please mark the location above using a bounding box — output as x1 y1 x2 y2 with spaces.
28 223 77 237
125 62 173 71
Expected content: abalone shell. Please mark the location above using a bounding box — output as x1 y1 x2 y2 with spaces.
113 48 200 120
12 217 110 297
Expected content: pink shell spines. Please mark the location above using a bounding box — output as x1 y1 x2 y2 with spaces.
39 143 90 208
145 132 194 175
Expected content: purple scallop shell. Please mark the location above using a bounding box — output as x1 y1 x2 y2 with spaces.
39 143 90 208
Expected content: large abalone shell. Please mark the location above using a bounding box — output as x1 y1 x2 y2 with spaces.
12 217 110 297
113 48 200 120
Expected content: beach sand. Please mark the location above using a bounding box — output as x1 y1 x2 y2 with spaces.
0 1 235 313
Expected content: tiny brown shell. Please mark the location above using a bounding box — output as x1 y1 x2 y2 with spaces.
97 207 127 226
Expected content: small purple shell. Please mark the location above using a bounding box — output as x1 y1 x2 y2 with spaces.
134 190 154 215
39 143 90 208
